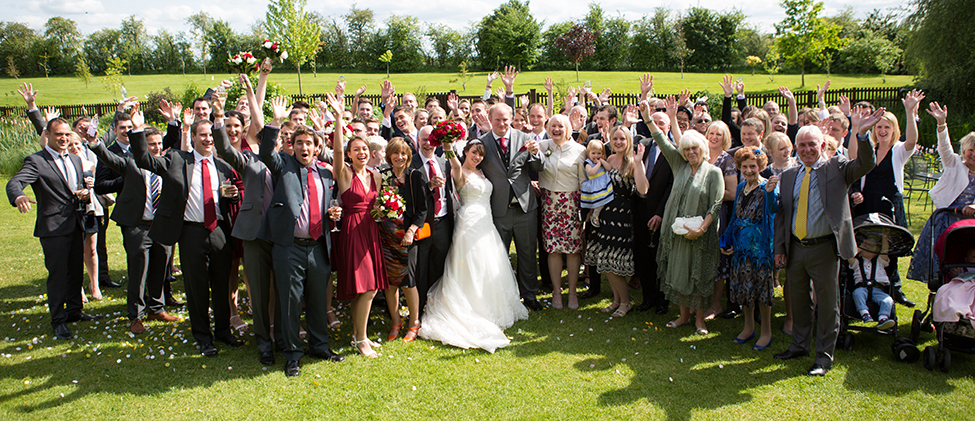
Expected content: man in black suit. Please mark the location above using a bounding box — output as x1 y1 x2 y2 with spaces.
410 126 455 314
89 127 180 334
479 103 545 310
260 116 345 377
7 117 104 340
632 111 674 314
130 108 243 357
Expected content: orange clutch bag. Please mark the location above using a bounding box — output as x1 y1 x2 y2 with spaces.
415 222 432 240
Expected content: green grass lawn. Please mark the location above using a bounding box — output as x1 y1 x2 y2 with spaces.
0 177 971 419
0 72 916 108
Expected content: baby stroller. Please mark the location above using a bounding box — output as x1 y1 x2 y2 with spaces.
919 216 975 372
837 213 918 362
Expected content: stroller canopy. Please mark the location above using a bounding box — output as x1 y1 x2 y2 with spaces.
935 218 975 264
853 213 915 257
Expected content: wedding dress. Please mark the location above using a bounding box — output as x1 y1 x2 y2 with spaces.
419 169 529 353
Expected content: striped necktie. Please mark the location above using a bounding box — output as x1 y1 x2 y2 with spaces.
149 172 161 212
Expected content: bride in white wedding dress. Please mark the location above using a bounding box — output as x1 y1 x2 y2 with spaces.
419 140 529 353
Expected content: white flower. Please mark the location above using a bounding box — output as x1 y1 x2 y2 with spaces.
263 41 273 49
280 51 288 60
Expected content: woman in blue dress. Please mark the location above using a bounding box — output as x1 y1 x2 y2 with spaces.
720 148 779 351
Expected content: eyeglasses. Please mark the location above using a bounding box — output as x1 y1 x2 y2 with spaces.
697 119 711 124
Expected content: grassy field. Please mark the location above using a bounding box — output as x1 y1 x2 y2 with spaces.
0 72 916 108
0 173 972 420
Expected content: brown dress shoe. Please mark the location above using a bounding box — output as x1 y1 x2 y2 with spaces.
130 319 146 334
145 311 180 322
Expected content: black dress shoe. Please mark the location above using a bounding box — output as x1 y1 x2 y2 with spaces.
807 363 829 376
53 323 73 340
524 300 544 311
259 350 275 366
634 302 653 312
721 309 740 319
655 304 670 315
308 348 345 362
67 313 105 323
773 349 810 360
216 333 245 347
200 343 219 357
100 278 122 288
895 293 916 308
285 360 301 377
579 290 600 300
165 295 184 307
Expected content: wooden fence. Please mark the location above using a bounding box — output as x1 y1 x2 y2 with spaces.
0 86 906 121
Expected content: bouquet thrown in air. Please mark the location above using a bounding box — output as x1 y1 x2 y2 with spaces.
322 120 354 147
261 40 289 62
427 120 468 147
372 184 405 220
227 52 259 74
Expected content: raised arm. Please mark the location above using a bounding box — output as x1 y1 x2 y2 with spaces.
256 58 271 110
780 86 798 126
129 104 170 175
816 80 831 111
664 96 683 145
324 93 350 186
902 89 924 153
444 141 467 188
544 77 555 117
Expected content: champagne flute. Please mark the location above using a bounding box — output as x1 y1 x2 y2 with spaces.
329 199 342 232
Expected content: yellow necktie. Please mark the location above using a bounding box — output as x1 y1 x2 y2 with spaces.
795 166 811 239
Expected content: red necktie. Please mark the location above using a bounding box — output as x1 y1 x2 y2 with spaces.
307 167 322 239
428 160 442 215
499 136 507 155
201 158 217 231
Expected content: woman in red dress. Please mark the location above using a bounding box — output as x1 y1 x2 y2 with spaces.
326 94 389 358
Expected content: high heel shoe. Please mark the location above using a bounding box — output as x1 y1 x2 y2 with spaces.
387 322 403 342
753 337 773 351
601 302 620 313
327 310 340 328
552 292 563 310
230 315 249 333
353 339 378 358
403 324 420 343
732 332 755 345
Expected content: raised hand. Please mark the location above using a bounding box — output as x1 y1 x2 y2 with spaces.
926 101 947 124
779 86 796 104
598 88 612 104
544 77 554 93
719 74 734 97
380 80 394 104
218 79 233 91
566 86 577 106
270 96 288 125
324 92 344 118
43 107 60 122
159 99 182 122
130 103 144 129
640 73 653 97
335 79 346 96
623 104 640 126
308 107 325 131
635 142 646 162
118 96 139 113
181 107 194 127
678 89 691 107
260 57 273 74
664 96 679 117
17 83 37 108
519 95 530 108
857 107 888 135
211 92 225 117
447 92 459 111
902 89 925 113
486 71 500 87
817 80 831 104
495 86 506 100
837 94 851 115
354 84 367 97
736 79 745 96
501 65 518 93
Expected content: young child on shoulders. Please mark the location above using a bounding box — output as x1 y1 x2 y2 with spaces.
580 140 614 227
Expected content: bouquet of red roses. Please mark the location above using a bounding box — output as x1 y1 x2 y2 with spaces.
261 40 288 62
372 184 405 220
322 120 354 147
227 52 259 74
427 120 467 147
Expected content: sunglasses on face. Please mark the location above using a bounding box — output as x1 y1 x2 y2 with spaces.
697 119 711 124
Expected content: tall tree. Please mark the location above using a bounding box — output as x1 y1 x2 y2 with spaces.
427 24 467 70
119 16 147 75
265 0 321 94
682 8 741 71
1 21 39 77
669 13 694 78
907 0 975 113
555 23 598 81
540 21 573 71
43 17 80 74
344 6 374 69
629 8 672 71
186 12 214 77
476 0 541 70
370 15 424 73
774 0 846 86
82 28 122 75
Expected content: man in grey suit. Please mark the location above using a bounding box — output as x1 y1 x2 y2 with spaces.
773 114 881 376
213 113 282 366
7 117 104 340
478 103 544 310
88 127 179 335
260 120 345 377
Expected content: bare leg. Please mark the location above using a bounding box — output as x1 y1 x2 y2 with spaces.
352 290 378 356
695 309 707 331
383 287 402 340
757 305 773 347
403 286 421 341
566 253 581 309
707 280 723 319
228 257 248 332
547 252 564 309
671 305 692 326
738 306 755 340
84 232 101 300
606 273 631 315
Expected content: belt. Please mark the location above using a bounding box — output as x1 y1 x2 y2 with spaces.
792 234 834 247
433 216 447 224
184 221 206 228
509 201 521 208
294 237 320 246
140 220 153 227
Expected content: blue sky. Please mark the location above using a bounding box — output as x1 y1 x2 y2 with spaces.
6 0 911 36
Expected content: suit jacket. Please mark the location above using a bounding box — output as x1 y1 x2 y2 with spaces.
774 134 876 260
213 125 273 242
479 130 543 216
94 141 126 195
131 132 238 246
258 126 336 251
412 154 454 226
387 167 429 230
638 133 674 220
6 149 85 238
89 136 154 228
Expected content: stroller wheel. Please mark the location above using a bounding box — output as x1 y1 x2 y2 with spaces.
923 346 936 371
892 340 920 363
911 310 923 342
940 349 951 373
841 333 854 351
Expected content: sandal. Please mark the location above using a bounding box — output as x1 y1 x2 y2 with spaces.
601 302 620 313
327 310 340 328
387 322 403 342
231 315 249 333
353 339 378 358
666 319 687 328
611 303 632 318
552 291 563 310
403 325 420 343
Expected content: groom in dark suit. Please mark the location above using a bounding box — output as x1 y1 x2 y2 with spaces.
479 104 545 310
633 113 674 314
7 117 104 339
411 125 454 314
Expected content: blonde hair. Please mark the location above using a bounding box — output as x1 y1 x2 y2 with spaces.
870 112 902 145
609 126 636 179
705 121 732 151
